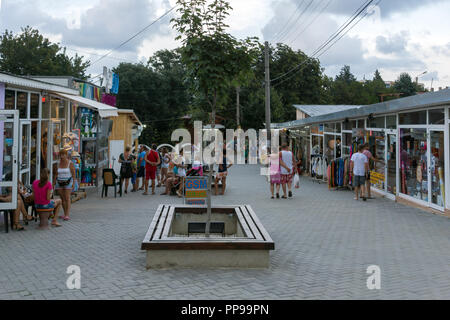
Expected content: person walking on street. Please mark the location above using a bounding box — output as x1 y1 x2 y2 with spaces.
279 144 296 199
144 144 160 195
119 146 135 194
351 144 369 201
269 148 281 199
54 149 76 221
362 143 376 199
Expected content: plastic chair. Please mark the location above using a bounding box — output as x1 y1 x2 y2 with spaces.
102 169 121 198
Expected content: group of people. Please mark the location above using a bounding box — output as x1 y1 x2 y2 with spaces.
268 144 299 199
2 148 76 231
119 144 170 195
350 143 376 201
118 144 233 197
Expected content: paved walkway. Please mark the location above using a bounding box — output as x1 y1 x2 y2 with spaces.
1 165 449 300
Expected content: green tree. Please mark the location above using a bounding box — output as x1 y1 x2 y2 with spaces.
171 0 257 235
114 50 190 145
0 26 90 78
394 72 417 97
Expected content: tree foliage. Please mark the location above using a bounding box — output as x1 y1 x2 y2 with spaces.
0 26 90 78
171 0 258 125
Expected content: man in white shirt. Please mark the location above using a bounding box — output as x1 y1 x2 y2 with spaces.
350 144 369 201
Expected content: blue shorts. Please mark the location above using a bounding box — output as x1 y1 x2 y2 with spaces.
131 173 137 184
36 201 56 209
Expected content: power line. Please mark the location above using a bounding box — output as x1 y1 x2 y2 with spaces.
271 0 305 44
288 0 334 46
270 0 373 84
277 0 315 44
272 0 379 88
90 5 177 66
65 47 139 63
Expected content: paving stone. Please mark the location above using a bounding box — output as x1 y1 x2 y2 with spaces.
0 165 449 299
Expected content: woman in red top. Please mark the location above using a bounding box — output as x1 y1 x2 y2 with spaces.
32 168 62 228
143 144 160 195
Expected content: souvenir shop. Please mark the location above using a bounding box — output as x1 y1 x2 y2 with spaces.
56 94 117 189
0 72 78 210
274 88 450 214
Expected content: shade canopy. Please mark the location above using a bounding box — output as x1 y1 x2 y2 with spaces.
54 93 118 118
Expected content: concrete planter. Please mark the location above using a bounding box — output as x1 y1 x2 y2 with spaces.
141 205 274 269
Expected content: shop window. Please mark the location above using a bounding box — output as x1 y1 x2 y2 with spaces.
343 120 356 131
342 133 352 157
30 94 39 119
5 90 15 110
311 125 323 135
428 109 444 125
324 134 336 161
30 121 38 182
368 116 385 128
17 92 28 118
399 128 428 199
367 131 386 191
42 96 50 119
335 123 341 133
357 119 365 128
311 135 323 155
51 97 60 119
386 115 397 129
324 123 335 133
399 110 426 125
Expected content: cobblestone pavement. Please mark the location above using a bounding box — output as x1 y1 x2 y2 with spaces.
1 165 449 300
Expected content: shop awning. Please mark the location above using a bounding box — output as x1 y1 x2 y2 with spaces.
54 93 119 118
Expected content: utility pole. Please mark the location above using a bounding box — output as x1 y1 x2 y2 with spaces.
264 41 271 152
236 86 241 128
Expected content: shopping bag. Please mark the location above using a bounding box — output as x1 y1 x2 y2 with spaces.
294 173 300 188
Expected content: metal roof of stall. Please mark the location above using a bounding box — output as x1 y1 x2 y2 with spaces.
273 88 450 129
0 72 78 95
294 105 364 117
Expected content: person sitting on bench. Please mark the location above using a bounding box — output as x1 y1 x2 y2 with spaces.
0 183 34 231
32 168 62 228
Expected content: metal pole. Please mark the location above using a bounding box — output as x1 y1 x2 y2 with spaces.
265 41 271 152
236 86 241 129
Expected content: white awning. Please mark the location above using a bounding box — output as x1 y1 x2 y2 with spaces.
54 93 119 118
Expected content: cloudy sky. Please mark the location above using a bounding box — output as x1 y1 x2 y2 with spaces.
1 0 449 89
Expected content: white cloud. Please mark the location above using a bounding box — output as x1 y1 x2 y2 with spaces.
0 0 449 88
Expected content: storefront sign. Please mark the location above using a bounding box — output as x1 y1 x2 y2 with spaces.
184 176 208 205
370 170 385 186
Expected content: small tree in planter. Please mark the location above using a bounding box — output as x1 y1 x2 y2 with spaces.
172 0 257 236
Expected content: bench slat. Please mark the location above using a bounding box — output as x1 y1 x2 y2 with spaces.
143 205 164 243
240 206 263 241
234 207 254 239
153 205 169 240
245 205 274 243
161 206 175 239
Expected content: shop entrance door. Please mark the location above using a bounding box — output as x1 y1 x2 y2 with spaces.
428 129 445 210
48 120 62 181
0 110 19 210
386 134 396 199
19 120 31 185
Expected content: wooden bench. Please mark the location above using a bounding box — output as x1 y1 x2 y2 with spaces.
141 205 274 268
